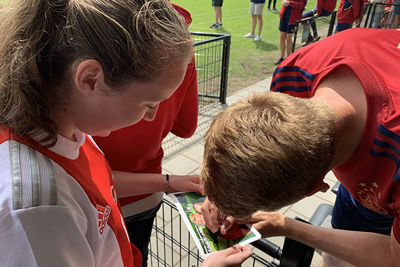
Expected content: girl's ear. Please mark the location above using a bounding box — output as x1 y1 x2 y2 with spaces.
73 59 105 95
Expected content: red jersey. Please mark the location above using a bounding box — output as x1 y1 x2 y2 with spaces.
280 0 308 25
0 127 141 266
317 0 337 14
337 0 364 23
270 28 400 242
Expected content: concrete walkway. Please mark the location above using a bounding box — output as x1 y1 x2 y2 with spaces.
158 77 338 266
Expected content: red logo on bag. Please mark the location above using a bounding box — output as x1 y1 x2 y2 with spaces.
97 204 111 234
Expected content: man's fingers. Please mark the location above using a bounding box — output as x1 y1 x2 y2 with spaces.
220 215 235 234
201 198 220 232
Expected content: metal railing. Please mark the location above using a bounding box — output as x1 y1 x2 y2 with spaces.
292 11 337 52
361 2 400 29
149 198 316 267
191 32 231 107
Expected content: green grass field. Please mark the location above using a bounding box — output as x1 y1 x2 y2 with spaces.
172 0 317 93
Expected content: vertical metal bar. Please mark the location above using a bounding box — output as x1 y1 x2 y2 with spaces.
162 205 166 266
327 11 337 36
179 215 182 267
368 3 378 28
292 25 299 53
170 206 174 266
363 3 372 28
155 209 160 267
220 35 230 104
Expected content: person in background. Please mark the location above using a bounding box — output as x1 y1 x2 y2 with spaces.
275 0 307 65
268 0 278 11
301 0 337 43
94 3 201 266
0 0 251 266
210 0 223 28
244 0 266 42
200 28 400 267
369 0 390 28
336 0 364 32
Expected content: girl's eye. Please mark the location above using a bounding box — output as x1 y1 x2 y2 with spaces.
147 104 158 110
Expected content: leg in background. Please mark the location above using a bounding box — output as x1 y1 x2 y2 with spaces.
215 6 222 24
280 31 287 59
251 14 257 35
286 33 293 57
256 14 263 36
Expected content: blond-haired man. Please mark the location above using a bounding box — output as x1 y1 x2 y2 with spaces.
201 28 400 267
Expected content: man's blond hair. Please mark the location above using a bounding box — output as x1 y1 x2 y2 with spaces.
201 92 336 218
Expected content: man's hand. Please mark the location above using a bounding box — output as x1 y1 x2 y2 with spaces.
237 211 286 238
200 197 235 234
201 245 252 267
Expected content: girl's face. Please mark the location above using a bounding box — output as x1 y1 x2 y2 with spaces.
69 60 188 138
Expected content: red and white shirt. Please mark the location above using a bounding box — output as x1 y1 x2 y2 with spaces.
0 128 141 266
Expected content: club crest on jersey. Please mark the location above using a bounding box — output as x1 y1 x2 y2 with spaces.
97 204 111 234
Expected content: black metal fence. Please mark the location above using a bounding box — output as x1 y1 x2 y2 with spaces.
292 11 337 52
191 32 231 107
148 198 281 267
149 198 317 267
361 2 400 28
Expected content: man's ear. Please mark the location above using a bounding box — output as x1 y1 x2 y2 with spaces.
305 179 330 196
73 59 105 95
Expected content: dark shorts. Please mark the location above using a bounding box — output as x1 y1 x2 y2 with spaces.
331 184 394 236
212 0 223 7
279 7 296 33
335 22 352 33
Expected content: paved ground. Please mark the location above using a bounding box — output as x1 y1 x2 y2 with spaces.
151 77 338 266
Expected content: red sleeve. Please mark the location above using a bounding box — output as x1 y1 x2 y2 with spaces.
171 57 198 138
279 6 286 18
352 0 364 19
169 2 197 138
170 2 192 26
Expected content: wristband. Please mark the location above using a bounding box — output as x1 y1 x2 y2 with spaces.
165 174 170 194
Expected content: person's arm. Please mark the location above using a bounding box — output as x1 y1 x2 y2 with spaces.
171 57 198 138
353 0 364 20
241 211 400 267
113 171 201 197
201 245 252 267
